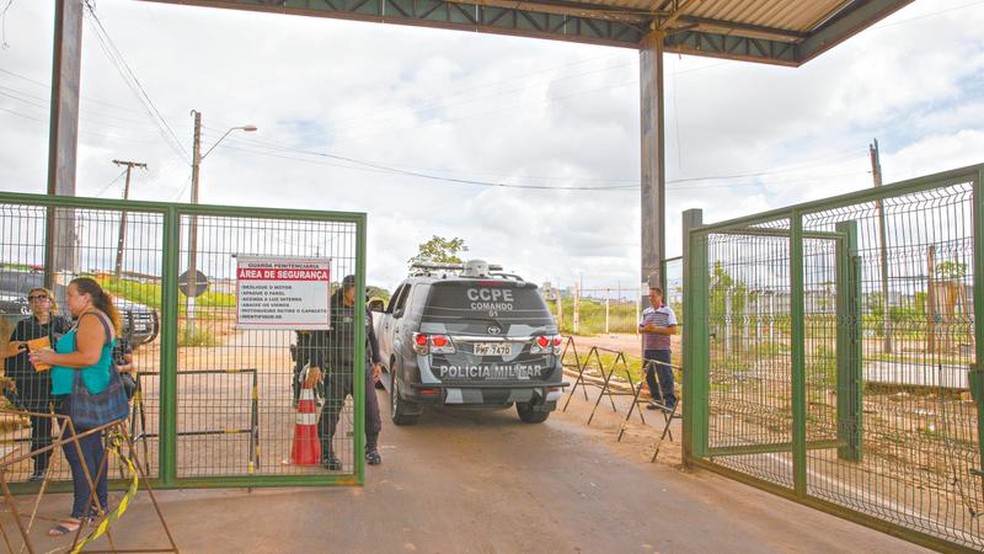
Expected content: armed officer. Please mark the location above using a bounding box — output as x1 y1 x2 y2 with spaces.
306 274 383 469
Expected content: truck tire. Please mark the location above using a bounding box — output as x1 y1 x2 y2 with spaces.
390 372 419 426
516 402 550 423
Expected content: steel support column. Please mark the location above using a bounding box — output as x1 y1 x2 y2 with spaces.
44 0 83 291
640 30 665 290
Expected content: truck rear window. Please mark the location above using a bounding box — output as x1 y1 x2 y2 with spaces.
422 281 553 324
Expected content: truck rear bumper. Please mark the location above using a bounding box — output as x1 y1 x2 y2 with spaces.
408 382 568 406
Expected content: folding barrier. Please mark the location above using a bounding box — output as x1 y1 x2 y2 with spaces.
131 369 260 476
583 346 645 427
0 410 177 553
559 336 683 460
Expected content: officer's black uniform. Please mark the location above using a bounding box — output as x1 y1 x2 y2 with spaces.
5 314 72 479
309 281 382 469
292 330 314 405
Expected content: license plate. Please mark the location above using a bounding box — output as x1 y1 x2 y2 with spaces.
474 343 511 356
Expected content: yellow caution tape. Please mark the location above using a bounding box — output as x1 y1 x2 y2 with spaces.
70 430 139 554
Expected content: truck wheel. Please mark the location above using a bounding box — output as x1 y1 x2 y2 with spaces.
390 373 419 426
516 402 550 423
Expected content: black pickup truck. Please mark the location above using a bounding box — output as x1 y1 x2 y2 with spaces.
0 269 159 347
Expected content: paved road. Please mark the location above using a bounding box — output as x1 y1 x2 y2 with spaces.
49 399 930 554
6 330 934 552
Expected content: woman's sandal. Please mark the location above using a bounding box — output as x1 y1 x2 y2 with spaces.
47 518 82 537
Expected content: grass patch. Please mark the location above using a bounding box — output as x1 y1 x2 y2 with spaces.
97 276 236 312
178 326 221 347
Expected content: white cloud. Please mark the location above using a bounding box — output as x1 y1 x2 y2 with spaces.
1 0 982 293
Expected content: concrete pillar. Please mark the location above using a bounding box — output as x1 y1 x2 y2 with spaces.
45 0 83 291
640 31 666 291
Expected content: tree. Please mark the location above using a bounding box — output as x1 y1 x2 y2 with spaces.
408 235 468 268
935 260 967 279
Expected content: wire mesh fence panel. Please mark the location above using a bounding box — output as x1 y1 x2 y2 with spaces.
799 180 983 549
0 203 164 482
175 213 361 478
701 222 795 490
686 165 984 551
1 193 367 489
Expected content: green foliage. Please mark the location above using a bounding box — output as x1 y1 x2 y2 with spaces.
100 277 236 311
806 345 837 387
751 340 789 357
408 235 468 268
934 260 967 279
867 291 884 319
194 290 237 308
179 326 220 347
551 296 639 335
367 285 390 303
101 278 161 309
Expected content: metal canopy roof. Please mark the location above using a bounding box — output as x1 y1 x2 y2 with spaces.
144 0 914 66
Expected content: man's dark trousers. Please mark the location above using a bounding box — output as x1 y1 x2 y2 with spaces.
644 349 675 408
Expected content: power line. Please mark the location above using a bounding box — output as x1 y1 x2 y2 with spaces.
81 0 189 161
0 0 15 49
219 142 637 191
92 167 127 198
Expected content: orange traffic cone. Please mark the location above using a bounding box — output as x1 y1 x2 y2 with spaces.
291 385 321 466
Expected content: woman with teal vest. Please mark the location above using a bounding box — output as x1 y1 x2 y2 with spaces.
30 277 119 537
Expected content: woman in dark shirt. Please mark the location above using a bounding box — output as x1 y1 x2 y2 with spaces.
3 287 72 481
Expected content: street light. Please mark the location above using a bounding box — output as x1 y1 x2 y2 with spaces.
186 110 257 337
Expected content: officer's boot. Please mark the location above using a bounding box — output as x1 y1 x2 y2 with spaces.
365 433 382 465
322 436 342 470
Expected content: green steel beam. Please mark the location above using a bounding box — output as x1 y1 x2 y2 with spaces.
710 227 842 241
164 474 361 488
138 0 647 49
707 439 843 457
681 209 709 463
835 221 862 461
354 215 368 485
973 167 984 477
796 0 915 64
663 30 798 66
0 191 364 225
159 206 180 486
135 0 912 66
790 209 807 497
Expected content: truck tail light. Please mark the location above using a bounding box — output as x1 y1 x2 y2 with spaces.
531 334 563 354
414 333 455 355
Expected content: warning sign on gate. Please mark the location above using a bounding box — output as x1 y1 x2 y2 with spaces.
236 256 332 329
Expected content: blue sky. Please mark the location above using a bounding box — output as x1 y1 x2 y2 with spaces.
0 0 982 293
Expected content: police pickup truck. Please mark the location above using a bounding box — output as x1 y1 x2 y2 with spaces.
373 260 566 425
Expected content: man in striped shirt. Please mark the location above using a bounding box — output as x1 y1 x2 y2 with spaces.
639 286 678 411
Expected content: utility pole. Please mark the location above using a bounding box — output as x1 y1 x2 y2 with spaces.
112 159 147 280
184 111 256 338
187 110 203 337
870 138 892 354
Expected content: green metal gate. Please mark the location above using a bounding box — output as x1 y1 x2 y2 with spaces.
0 191 368 489
682 164 984 552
